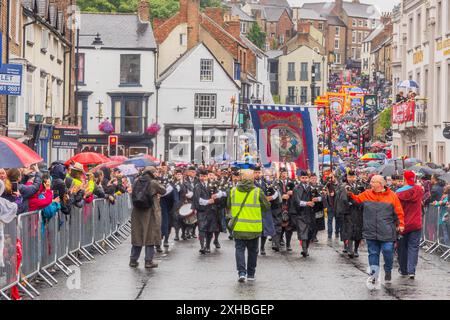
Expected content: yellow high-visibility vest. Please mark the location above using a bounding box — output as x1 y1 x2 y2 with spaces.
230 187 262 233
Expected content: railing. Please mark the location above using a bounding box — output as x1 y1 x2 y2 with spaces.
0 194 132 300
285 96 297 105
420 204 450 260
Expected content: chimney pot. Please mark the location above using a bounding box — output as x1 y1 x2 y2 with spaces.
138 0 150 22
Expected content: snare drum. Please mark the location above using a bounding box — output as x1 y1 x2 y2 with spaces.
179 203 197 225
179 204 192 217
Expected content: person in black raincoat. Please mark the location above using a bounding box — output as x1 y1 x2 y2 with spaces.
192 169 225 254
278 168 296 251
254 167 275 255
160 174 178 250
292 170 316 257
310 173 325 242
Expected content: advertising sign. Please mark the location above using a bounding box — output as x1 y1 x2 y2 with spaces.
0 63 22 96
52 127 80 149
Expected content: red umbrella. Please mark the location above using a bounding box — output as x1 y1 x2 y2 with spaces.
109 156 128 162
65 152 110 167
132 153 160 163
0 136 43 168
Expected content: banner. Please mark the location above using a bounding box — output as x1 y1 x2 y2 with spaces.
327 92 346 115
249 105 316 172
364 95 378 113
392 101 415 124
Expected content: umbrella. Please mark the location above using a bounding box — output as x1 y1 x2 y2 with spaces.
318 155 341 164
109 156 128 162
366 161 382 168
433 169 446 175
124 156 158 168
407 165 433 176
361 153 384 161
437 173 450 184
0 136 43 168
378 164 404 177
397 80 419 88
118 164 138 176
404 158 421 167
364 167 378 173
132 153 160 163
370 141 385 149
91 161 123 172
65 152 110 167
426 162 441 169
349 87 364 93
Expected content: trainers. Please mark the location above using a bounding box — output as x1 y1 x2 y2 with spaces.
247 275 255 281
129 259 139 268
409 274 415 280
145 261 158 269
286 246 292 252
260 249 266 256
398 269 408 277
156 246 163 253
238 273 246 283
214 241 221 249
163 241 169 248
385 272 392 283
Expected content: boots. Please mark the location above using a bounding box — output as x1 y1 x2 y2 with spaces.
260 237 267 255
205 233 212 253
343 240 349 253
199 237 206 254
174 229 180 241
285 232 293 252
354 241 360 258
272 234 280 252
213 232 221 249
348 240 355 258
301 240 309 257
163 236 170 248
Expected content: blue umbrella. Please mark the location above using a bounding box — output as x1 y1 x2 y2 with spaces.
124 157 158 168
397 80 419 88
349 87 364 93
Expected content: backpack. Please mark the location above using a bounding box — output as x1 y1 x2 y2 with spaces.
131 176 152 209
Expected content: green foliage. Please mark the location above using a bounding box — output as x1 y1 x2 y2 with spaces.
200 0 223 8
247 22 266 50
273 95 280 104
149 0 179 20
379 107 392 130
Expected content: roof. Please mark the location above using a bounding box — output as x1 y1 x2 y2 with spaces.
363 24 384 43
327 15 346 27
264 6 287 22
230 4 255 22
371 36 392 54
283 33 326 55
301 1 380 20
260 0 291 8
240 35 267 58
297 9 327 21
157 42 240 88
266 50 283 59
79 13 156 49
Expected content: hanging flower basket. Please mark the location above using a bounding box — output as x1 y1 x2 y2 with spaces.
99 119 115 134
146 123 161 136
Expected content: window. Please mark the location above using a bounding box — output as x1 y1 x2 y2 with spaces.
288 86 295 97
26 72 34 114
313 63 321 81
364 31 369 39
352 31 356 43
372 19 376 28
112 96 146 134
335 27 340 37
41 29 49 52
358 20 363 27
416 12 421 44
437 142 446 165
8 96 17 123
26 19 34 44
195 94 217 119
240 22 247 34
318 23 323 30
300 62 308 81
408 16 413 48
334 39 339 49
437 1 442 33
352 20 356 27
200 59 213 81
169 129 191 162
364 20 368 27
40 76 46 109
15 0 20 44
358 31 363 43
314 87 320 98
234 61 241 80
356 47 361 60
76 53 85 84
180 33 187 46
335 53 341 64
352 47 356 59
300 86 308 103
287 62 295 81
120 54 140 85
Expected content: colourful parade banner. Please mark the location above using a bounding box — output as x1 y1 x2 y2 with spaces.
249 105 315 172
392 101 415 124
326 92 346 115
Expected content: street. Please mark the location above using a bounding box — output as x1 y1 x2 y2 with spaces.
34 232 450 300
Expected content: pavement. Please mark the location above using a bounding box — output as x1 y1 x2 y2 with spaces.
34 231 450 300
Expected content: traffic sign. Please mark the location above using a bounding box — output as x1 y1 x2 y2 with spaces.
0 63 22 96
443 126 450 140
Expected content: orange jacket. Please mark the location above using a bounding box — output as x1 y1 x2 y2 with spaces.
350 188 405 229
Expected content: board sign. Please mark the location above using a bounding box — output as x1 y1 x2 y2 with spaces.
0 63 22 96
52 127 80 149
443 126 450 140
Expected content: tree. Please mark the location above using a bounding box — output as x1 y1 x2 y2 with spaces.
149 0 179 20
379 106 392 130
246 22 266 50
200 0 223 8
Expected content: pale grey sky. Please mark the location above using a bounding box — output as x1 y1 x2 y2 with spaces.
287 0 401 13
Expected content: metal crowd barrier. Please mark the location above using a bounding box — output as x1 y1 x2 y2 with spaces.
0 219 18 300
0 194 132 300
421 204 450 261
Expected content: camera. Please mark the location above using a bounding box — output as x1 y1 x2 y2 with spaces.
12 182 18 193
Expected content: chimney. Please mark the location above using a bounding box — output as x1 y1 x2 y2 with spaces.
138 0 150 22
225 16 241 39
153 18 166 30
332 0 343 16
380 12 391 26
180 0 188 20
187 0 200 49
205 7 224 26
297 22 310 34
352 0 360 3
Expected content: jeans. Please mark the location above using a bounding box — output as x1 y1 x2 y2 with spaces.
366 240 394 274
327 209 342 237
398 230 421 275
235 238 259 277
130 245 155 262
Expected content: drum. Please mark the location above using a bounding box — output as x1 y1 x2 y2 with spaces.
179 203 197 225
184 212 197 225
179 204 192 217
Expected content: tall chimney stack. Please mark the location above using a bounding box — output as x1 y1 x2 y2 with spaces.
138 0 150 22
187 0 200 49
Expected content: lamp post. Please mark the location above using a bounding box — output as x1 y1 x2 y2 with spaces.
310 62 316 105
75 30 103 128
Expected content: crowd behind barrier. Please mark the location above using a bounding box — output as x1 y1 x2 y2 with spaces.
421 204 450 260
0 194 132 300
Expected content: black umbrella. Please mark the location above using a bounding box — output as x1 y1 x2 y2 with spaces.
437 173 450 184
407 165 434 176
426 162 441 169
378 164 404 177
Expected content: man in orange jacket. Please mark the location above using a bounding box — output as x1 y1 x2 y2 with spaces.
348 175 405 284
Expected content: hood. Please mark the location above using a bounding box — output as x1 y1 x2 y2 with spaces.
50 163 66 180
237 179 255 192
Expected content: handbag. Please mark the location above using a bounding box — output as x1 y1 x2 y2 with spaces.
227 191 251 232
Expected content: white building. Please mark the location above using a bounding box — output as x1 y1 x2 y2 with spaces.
391 0 450 165
77 9 157 156
8 2 72 164
156 43 240 162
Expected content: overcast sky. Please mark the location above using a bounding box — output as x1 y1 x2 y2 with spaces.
287 0 401 13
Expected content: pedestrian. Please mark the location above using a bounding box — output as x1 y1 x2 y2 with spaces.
396 171 424 279
228 169 270 282
348 175 405 283
129 166 166 268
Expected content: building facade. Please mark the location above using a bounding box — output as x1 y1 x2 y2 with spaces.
391 0 450 165
77 4 157 157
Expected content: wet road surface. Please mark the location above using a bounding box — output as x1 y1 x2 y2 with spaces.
35 232 450 300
